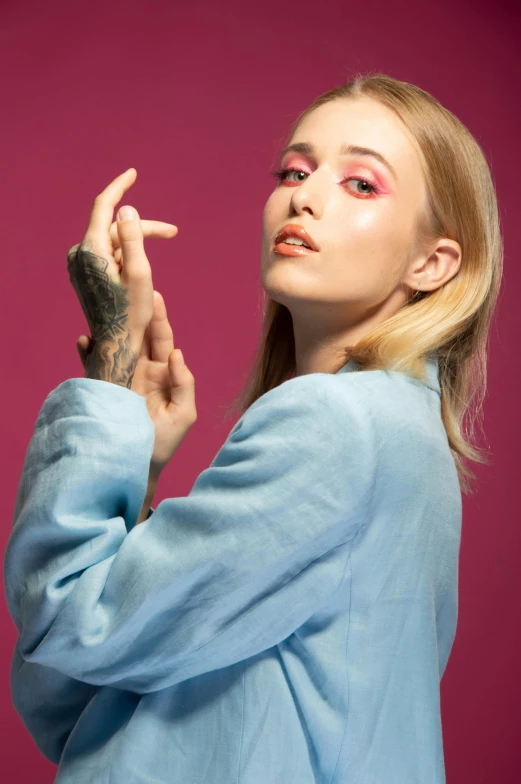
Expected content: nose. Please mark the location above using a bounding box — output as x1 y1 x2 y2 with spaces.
288 171 323 220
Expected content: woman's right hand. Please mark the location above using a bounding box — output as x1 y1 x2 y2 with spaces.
77 289 197 476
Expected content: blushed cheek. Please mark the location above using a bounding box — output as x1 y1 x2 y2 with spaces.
350 207 380 233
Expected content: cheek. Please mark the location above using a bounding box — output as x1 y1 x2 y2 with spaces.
333 213 408 292
261 194 279 233
338 205 407 261
260 199 281 257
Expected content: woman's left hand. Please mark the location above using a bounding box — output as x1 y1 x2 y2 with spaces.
67 168 177 389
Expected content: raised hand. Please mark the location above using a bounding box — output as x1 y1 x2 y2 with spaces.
76 289 197 476
67 168 173 388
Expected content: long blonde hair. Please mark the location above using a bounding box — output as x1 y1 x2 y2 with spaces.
223 72 503 496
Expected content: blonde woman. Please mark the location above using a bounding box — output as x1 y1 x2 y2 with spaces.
4 73 502 783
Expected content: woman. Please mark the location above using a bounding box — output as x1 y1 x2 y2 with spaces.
4 73 502 783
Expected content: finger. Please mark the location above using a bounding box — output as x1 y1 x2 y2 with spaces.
149 290 175 363
76 335 90 368
116 204 152 279
76 340 85 368
139 322 152 359
76 346 86 370
77 334 91 352
83 168 137 249
67 242 81 263
110 220 178 250
167 350 197 424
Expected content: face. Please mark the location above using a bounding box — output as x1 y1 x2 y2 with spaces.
260 97 431 335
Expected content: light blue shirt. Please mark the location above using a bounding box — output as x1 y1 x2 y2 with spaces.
4 352 461 783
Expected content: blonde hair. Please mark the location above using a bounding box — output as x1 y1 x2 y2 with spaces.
223 72 503 496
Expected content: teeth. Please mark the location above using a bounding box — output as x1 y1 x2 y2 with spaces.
282 237 310 247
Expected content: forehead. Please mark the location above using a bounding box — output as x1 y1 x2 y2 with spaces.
290 97 424 184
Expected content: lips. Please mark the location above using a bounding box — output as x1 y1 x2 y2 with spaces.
274 223 319 252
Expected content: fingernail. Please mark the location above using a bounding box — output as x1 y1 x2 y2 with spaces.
118 206 135 221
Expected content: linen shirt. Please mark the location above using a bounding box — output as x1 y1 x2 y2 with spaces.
4 352 462 783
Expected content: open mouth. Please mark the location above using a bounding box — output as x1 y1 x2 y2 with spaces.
273 241 317 256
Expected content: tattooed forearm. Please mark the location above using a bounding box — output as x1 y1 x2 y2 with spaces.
84 333 139 388
68 243 139 389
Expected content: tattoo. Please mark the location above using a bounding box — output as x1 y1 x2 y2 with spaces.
84 333 138 388
68 243 139 389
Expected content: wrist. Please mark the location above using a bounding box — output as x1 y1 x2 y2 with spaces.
84 338 140 389
137 474 159 526
148 462 166 483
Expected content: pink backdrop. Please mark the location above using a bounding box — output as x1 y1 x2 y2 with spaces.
1 0 519 780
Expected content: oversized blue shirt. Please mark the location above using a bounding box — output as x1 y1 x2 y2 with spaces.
4 352 461 783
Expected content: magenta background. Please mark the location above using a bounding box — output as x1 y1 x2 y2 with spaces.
1 0 519 780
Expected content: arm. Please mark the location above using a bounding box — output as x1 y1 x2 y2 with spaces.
8 405 155 761
9 639 99 764
4 373 376 694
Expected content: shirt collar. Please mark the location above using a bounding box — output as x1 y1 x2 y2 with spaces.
335 350 441 395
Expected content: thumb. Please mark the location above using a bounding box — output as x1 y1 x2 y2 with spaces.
116 205 150 277
167 350 197 420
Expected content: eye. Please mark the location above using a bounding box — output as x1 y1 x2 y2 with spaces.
270 167 307 184
270 167 379 196
345 177 378 196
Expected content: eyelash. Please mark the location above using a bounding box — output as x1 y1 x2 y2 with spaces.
269 167 380 196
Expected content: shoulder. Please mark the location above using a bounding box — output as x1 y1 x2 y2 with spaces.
250 371 371 414
217 373 379 525
230 372 378 455
331 365 449 463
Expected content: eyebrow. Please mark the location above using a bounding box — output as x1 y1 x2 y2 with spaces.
279 142 399 183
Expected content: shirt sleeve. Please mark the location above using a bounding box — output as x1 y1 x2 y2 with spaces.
9 640 99 764
4 372 377 694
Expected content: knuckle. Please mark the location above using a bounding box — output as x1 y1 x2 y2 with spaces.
123 237 143 248
78 238 92 255
67 243 80 260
